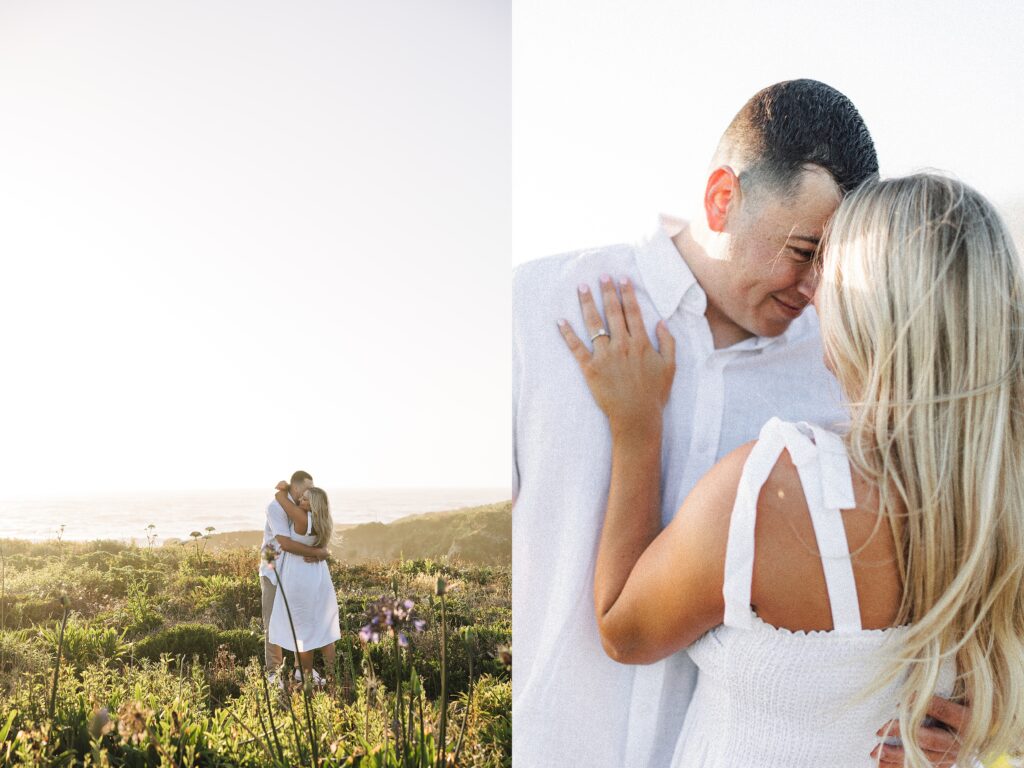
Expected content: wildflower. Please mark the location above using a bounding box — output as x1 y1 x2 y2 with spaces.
15 727 48 758
494 644 512 669
261 543 280 569
364 674 380 694
169 708 183 738
435 576 446 596
59 594 70 609
358 596 427 647
88 706 112 740
117 701 152 745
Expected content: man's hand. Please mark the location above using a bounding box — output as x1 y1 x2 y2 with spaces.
275 481 289 492
871 697 969 767
303 547 330 564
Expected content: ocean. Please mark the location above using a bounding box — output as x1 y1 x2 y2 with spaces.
0 488 511 543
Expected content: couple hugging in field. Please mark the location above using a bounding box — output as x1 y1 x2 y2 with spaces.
259 470 341 688
514 79 1024 766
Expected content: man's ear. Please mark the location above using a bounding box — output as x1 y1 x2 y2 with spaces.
704 166 741 233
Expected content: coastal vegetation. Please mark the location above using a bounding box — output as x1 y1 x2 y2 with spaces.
0 504 511 766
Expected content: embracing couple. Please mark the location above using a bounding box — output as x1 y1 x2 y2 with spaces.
513 80 1024 766
259 470 342 687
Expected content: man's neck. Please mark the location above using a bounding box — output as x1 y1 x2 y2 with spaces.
703 302 754 349
671 223 755 350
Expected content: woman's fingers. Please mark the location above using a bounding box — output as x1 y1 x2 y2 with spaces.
915 725 959 766
577 283 610 348
618 276 643 338
597 274 628 342
926 696 969 732
557 319 592 367
655 320 676 366
876 722 958 755
875 743 955 768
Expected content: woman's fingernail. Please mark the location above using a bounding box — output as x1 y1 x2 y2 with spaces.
620 276 630 286
578 283 590 294
557 319 567 328
599 273 611 285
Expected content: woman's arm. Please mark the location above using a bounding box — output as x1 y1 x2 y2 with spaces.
559 275 735 664
275 488 308 534
595 444 748 663
274 535 328 560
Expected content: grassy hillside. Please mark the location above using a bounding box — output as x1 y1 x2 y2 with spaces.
331 502 511 565
196 500 512 566
0 532 511 766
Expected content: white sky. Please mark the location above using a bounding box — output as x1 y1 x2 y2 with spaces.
0 1 511 495
512 0 1024 263
4 2 1020 498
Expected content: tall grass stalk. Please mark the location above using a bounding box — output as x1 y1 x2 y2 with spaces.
362 653 376 744
436 577 448 766
417 688 426 768
452 628 475 765
48 596 71 721
273 563 319 766
342 614 359 703
259 665 285 764
1 541 6 671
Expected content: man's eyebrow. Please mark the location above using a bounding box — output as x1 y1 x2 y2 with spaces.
788 234 821 246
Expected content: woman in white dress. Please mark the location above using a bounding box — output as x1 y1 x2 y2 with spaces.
558 174 1024 766
267 486 342 686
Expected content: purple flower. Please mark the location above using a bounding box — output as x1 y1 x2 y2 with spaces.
358 596 428 645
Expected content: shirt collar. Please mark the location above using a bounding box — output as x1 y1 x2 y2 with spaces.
635 214 703 319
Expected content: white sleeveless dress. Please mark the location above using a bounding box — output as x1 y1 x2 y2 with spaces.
672 418 955 767
267 511 342 652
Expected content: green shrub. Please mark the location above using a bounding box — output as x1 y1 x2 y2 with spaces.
189 575 260 630
11 598 63 626
37 616 128 669
134 623 261 665
467 675 512 765
0 630 51 696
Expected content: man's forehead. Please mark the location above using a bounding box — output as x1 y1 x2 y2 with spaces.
761 172 841 236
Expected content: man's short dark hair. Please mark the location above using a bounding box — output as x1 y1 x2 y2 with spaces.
291 470 313 485
716 79 878 197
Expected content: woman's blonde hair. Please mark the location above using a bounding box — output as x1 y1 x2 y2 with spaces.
307 487 334 549
817 173 1024 766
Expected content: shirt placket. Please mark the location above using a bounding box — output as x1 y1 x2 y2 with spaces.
677 348 728 507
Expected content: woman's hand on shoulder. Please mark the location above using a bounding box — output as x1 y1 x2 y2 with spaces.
558 275 676 436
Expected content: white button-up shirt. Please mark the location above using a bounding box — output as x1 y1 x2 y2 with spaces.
512 216 847 767
260 494 295 584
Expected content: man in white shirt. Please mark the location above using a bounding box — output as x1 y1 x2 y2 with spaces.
260 469 328 675
513 80 966 766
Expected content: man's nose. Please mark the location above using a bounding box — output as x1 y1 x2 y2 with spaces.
797 267 820 302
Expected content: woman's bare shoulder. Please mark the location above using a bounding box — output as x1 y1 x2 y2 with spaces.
750 449 901 632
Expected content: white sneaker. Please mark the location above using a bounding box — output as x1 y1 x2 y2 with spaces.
292 668 327 687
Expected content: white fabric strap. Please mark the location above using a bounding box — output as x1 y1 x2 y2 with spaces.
801 422 861 633
722 418 862 633
722 418 787 629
